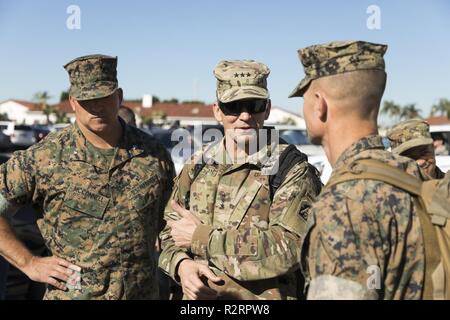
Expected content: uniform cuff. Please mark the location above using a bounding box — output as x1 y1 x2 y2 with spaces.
168 252 191 284
191 224 212 259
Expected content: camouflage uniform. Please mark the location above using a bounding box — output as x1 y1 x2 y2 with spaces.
387 119 446 179
289 41 426 299
0 55 174 299
159 60 322 300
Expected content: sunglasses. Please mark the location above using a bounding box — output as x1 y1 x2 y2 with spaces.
218 99 268 116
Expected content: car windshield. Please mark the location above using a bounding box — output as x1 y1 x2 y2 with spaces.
279 129 310 145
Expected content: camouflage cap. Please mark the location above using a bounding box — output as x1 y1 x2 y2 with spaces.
387 119 434 155
214 60 270 103
289 40 387 98
64 54 118 101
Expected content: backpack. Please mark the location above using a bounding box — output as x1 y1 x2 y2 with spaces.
325 159 450 300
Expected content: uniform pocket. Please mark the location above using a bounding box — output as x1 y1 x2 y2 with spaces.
128 175 160 212
64 185 109 219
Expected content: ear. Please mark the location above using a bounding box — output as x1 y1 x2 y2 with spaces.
315 92 328 122
116 88 124 105
68 96 77 113
212 102 223 123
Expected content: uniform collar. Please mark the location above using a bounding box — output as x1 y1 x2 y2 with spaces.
202 136 283 175
69 118 144 171
334 135 385 170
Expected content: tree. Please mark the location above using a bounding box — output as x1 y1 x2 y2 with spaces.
162 98 179 104
430 98 450 118
400 103 422 120
60 90 70 102
381 101 401 119
33 91 54 125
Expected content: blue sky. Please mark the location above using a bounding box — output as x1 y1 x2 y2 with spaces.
0 0 449 121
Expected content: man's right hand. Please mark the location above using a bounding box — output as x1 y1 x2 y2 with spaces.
22 256 81 291
178 259 222 300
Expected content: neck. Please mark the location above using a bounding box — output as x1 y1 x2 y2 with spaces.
224 135 260 163
77 119 123 149
323 118 378 167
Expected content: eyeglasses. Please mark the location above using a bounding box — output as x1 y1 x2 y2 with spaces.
218 99 268 116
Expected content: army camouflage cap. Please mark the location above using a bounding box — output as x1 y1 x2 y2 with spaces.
64 54 118 101
289 40 387 98
387 119 434 155
214 60 270 103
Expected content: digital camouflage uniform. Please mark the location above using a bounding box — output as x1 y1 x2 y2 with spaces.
289 41 426 299
0 55 175 299
303 136 425 299
387 119 446 179
159 60 322 300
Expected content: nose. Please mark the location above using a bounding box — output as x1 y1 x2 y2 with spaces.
239 111 251 121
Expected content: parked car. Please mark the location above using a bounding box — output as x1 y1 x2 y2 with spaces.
0 131 12 150
9 125 36 148
430 124 450 173
0 122 37 148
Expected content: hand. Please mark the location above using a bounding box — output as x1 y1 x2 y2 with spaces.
167 201 202 249
22 256 81 291
178 259 222 300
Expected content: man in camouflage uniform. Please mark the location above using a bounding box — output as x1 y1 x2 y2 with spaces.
289 41 426 299
387 119 446 179
159 60 322 300
0 54 174 299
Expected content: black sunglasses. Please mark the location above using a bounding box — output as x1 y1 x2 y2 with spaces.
218 99 268 116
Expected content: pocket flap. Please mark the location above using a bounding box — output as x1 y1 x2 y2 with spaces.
64 185 109 219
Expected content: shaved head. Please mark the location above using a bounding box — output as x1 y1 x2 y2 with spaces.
310 69 387 121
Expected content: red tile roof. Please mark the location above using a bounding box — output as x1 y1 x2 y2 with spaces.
426 116 450 125
122 101 215 119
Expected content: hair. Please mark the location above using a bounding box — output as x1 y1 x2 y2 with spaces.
118 105 136 126
312 69 387 121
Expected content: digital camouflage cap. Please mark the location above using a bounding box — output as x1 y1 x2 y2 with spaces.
289 40 387 98
214 60 270 103
387 119 434 155
64 54 118 101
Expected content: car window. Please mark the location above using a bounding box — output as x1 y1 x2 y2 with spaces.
14 125 32 131
279 129 309 145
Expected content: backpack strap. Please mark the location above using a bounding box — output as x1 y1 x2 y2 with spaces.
269 144 308 200
326 159 422 196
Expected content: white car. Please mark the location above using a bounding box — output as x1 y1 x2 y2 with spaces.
272 125 331 183
430 124 450 173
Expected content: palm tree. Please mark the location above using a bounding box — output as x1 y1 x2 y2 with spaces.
33 91 54 125
400 104 422 120
381 100 402 124
430 98 450 118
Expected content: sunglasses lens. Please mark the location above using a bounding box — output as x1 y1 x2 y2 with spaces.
219 99 267 115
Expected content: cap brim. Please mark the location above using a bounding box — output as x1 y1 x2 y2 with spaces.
70 82 118 101
218 86 269 103
288 77 312 98
393 138 434 155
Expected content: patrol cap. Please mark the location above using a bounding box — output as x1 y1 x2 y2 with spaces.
387 119 434 155
64 54 118 101
289 40 387 98
214 60 270 103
